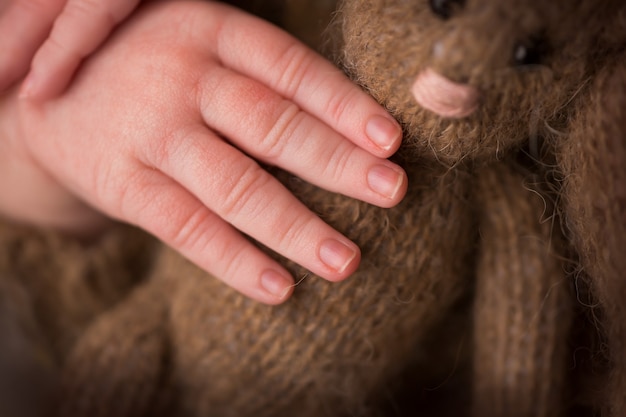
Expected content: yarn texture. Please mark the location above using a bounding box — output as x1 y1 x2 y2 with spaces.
0 0 625 416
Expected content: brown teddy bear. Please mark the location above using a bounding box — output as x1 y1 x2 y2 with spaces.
340 0 626 414
1 0 624 416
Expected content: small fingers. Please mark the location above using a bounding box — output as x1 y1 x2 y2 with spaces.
118 166 297 305
198 67 407 208
139 126 361 284
21 0 140 99
0 0 66 91
211 5 403 158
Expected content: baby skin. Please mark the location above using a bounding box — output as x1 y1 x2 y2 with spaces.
0 0 407 304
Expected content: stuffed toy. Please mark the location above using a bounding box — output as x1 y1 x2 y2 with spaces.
338 0 625 415
1 0 624 416
340 0 626 414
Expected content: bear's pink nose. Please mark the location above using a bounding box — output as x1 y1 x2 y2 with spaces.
411 68 480 119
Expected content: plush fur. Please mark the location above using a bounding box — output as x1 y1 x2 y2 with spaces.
556 55 626 415
1 0 624 416
339 0 625 414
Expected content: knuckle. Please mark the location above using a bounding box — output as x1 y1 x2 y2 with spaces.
118 172 209 255
212 239 248 285
274 41 317 99
168 211 250 288
167 205 215 252
272 209 313 252
319 142 357 185
323 87 360 126
218 163 274 221
257 102 303 160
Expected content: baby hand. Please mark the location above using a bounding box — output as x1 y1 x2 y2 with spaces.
8 1 406 304
0 0 140 98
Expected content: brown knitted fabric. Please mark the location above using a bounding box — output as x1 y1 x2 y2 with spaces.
472 163 572 417
0 220 156 359
556 54 626 416
0 263 55 417
0 219 156 416
57 279 174 417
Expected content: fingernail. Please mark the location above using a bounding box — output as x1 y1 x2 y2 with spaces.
367 164 405 199
319 239 357 274
261 270 294 299
365 115 401 151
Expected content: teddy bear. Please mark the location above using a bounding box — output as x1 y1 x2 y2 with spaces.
328 0 587 415
1 0 624 416
341 0 626 414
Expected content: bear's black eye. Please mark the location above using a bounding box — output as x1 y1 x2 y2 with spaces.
513 36 547 66
429 0 464 19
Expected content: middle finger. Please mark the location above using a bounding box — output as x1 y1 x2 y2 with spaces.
197 66 407 209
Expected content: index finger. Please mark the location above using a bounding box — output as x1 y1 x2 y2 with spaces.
203 4 403 158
